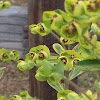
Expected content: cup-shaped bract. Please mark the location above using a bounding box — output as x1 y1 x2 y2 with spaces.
84 0 100 16
58 56 68 70
30 45 50 66
60 20 82 41
43 11 64 34
65 0 85 17
0 48 11 63
61 50 82 68
29 23 50 36
17 60 35 71
3 1 11 9
29 24 39 34
10 50 19 61
25 52 37 62
60 37 75 45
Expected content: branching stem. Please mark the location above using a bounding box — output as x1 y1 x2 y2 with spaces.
83 35 96 48
65 77 93 100
51 31 66 50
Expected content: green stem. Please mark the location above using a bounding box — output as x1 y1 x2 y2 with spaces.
75 44 80 51
65 77 93 100
83 35 96 48
68 44 70 50
51 31 66 50
64 71 70 90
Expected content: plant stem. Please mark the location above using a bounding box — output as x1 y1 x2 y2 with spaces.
50 53 59 56
65 78 93 100
75 44 80 51
64 71 70 90
51 31 66 50
83 35 96 48
68 44 70 50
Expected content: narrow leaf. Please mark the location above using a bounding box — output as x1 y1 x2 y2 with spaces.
69 68 83 80
53 43 65 55
76 59 100 70
0 71 4 79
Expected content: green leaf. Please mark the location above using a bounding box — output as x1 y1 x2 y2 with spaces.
0 96 8 100
54 9 72 23
0 71 4 79
94 80 100 93
76 59 100 70
57 90 75 99
47 81 64 91
73 15 90 22
67 92 79 100
0 67 6 71
43 60 54 76
53 43 65 55
47 62 65 83
54 62 64 77
69 68 83 80
35 73 48 81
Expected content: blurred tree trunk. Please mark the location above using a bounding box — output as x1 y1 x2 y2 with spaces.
28 0 77 100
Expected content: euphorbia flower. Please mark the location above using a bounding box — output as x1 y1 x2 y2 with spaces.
84 0 100 16
58 56 68 70
43 11 64 34
17 60 35 71
0 48 11 63
30 45 50 66
25 52 37 62
65 0 86 17
60 20 82 41
10 50 19 61
61 50 82 68
29 23 50 36
60 37 75 45
2 1 11 9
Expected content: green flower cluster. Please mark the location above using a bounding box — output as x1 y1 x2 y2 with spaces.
0 1 11 10
0 48 19 63
0 91 37 100
17 45 50 71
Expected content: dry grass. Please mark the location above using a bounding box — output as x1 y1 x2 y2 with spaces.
0 62 29 98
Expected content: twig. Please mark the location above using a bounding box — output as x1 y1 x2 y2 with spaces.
65 78 93 100
83 35 96 48
51 31 67 50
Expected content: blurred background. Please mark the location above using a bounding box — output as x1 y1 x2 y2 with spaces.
0 0 99 99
